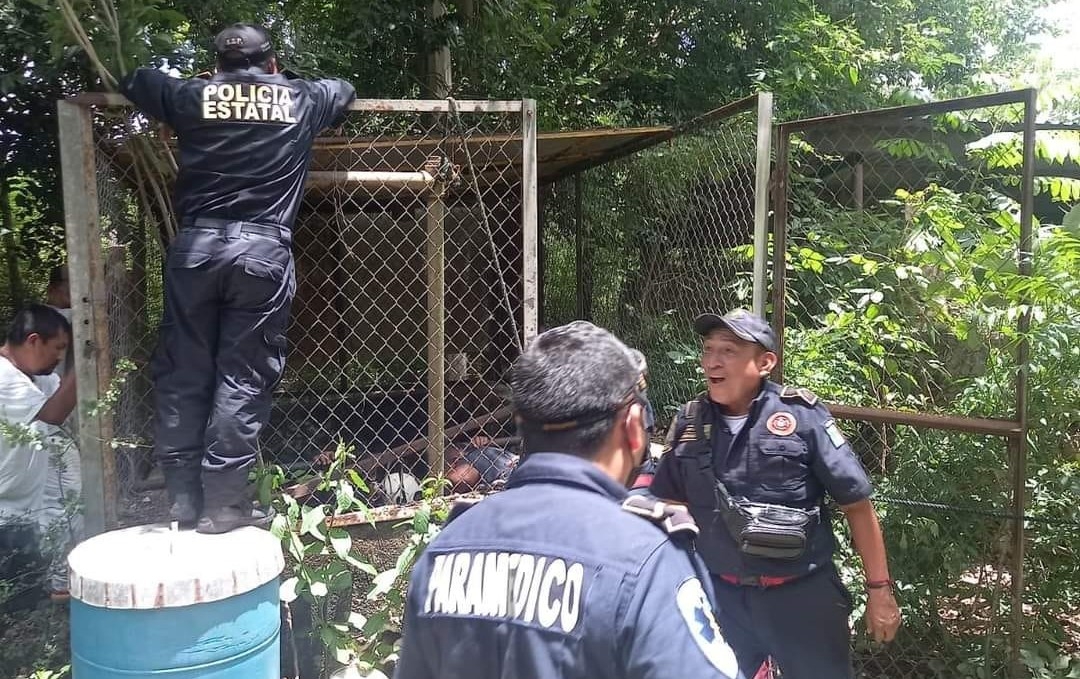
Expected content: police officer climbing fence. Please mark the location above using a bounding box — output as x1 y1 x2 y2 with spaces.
634 309 902 679
395 321 744 679
120 24 356 533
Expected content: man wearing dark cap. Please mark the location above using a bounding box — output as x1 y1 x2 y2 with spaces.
395 321 744 679
119 24 356 533
637 309 901 679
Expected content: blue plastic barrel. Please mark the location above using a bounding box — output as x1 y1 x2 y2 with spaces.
68 524 284 679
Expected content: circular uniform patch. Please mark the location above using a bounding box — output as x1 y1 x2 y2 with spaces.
766 411 797 436
675 577 740 677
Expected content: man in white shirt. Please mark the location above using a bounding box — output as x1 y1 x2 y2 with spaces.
41 267 83 599
0 304 78 602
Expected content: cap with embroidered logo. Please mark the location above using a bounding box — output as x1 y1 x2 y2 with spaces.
213 24 274 63
693 309 777 352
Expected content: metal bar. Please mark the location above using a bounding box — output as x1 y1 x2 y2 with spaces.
752 92 774 317
424 189 447 481
305 170 436 189
57 100 116 535
537 185 547 330
781 89 1031 132
854 162 865 211
769 125 791 379
574 173 586 319
521 99 540 343
1010 87 1037 679
546 95 760 183
68 91 523 113
826 403 1022 438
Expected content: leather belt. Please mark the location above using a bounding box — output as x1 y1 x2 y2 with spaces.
181 217 291 244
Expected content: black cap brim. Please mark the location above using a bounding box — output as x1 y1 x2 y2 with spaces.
693 313 776 351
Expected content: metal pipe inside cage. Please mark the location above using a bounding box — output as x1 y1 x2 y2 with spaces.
305 170 437 190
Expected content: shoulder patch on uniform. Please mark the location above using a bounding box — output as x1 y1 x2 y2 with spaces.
675 577 740 676
823 418 847 448
621 496 699 537
445 495 484 523
780 385 819 406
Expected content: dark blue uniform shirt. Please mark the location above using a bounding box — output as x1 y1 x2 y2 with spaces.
647 381 873 579
395 453 744 679
120 68 355 229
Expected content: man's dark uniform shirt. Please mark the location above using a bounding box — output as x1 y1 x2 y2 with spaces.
118 63 355 524
649 381 872 579
121 67 354 228
640 381 872 679
395 453 744 679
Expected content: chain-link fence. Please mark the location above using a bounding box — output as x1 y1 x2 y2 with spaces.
538 89 1080 678
772 90 1057 679
836 423 1022 678
58 96 537 531
542 94 772 420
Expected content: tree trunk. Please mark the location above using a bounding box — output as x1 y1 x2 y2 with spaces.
425 0 452 99
0 173 23 310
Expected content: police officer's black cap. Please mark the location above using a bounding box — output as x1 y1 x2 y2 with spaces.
213 24 274 62
693 309 777 352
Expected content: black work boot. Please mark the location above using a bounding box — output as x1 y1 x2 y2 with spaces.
198 469 273 534
163 467 203 529
196 501 275 534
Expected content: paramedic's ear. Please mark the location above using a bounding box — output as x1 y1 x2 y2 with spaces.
757 350 778 377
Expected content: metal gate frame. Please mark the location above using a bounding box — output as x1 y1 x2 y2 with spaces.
769 88 1037 677
57 95 539 536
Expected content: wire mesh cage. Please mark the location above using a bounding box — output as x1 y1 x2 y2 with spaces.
542 95 770 423
61 97 537 526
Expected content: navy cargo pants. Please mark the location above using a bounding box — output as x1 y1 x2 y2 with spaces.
711 567 855 679
152 218 294 508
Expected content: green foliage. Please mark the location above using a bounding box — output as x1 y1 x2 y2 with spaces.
779 112 1080 675
258 442 448 677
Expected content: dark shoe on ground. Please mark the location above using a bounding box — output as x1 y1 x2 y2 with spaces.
195 503 275 534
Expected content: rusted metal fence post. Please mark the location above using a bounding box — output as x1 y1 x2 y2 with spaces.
1010 86 1038 679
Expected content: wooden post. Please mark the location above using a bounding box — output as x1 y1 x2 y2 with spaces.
426 0 452 99
58 100 116 535
752 92 773 317
521 99 539 342
425 188 447 480
769 126 790 380
572 173 595 321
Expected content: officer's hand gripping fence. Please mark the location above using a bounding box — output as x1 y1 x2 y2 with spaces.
62 95 536 529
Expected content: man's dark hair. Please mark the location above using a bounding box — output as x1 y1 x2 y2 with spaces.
509 321 643 458
6 304 71 346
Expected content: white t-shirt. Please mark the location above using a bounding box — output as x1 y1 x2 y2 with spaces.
0 355 62 525
722 414 749 438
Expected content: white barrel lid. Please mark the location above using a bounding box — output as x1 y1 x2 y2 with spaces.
68 524 285 609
